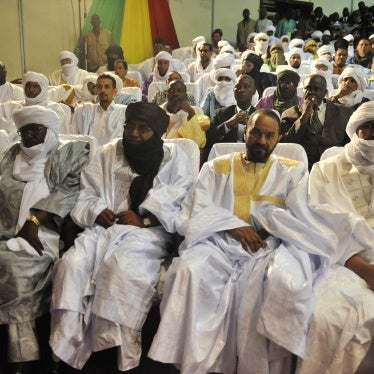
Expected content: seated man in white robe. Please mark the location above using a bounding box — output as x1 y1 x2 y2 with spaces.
161 79 210 148
0 106 90 373
148 108 337 374
50 102 196 372
70 73 127 143
0 71 71 139
0 62 24 103
49 50 90 86
298 101 374 373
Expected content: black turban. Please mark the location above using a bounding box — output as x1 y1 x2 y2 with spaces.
277 69 300 86
125 101 169 138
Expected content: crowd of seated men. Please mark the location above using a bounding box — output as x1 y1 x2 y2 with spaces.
0 3 373 373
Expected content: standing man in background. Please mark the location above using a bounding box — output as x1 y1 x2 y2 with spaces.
237 9 256 51
84 14 115 72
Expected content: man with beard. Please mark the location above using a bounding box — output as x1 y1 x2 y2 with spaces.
0 62 23 103
50 101 196 372
281 74 353 170
141 50 174 100
70 73 126 143
298 101 374 373
187 42 214 82
256 69 303 114
161 80 209 148
49 51 90 86
148 108 336 374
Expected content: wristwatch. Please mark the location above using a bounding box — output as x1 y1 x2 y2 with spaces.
26 214 41 227
143 217 151 228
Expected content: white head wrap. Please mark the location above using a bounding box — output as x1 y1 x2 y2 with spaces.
13 105 59 133
311 30 323 39
286 48 305 64
344 101 374 175
254 32 269 57
23 71 49 106
213 52 235 69
105 72 123 91
265 25 276 34
343 34 354 42
317 45 334 60
246 32 258 47
59 50 79 83
192 36 205 46
217 40 230 48
153 51 173 81
311 58 333 91
241 50 255 62
220 45 236 55
213 68 236 106
369 34 374 40
338 67 366 92
75 73 98 102
289 38 305 50
322 30 331 36
346 101 374 139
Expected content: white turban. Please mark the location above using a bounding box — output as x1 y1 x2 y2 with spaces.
213 68 236 106
322 30 331 36
155 51 173 63
59 51 79 83
192 36 205 46
246 32 258 46
346 101 374 139
343 34 354 42
59 50 79 66
154 51 173 81
218 40 230 48
311 30 323 39
213 68 236 83
280 35 290 43
105 72 122 91
289 38 305 50
338 67 367 92
220 45 236 55
241 50 255 62
13 105 59 134
75 73 98 102
311 58 333 74
369 34 374 40
23 71 49 106
254 32 269 42
265 25 276 34
213 52 235 69
317 45 334 59
286 48 304 63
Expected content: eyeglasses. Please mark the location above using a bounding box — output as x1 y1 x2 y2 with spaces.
17 126 46 137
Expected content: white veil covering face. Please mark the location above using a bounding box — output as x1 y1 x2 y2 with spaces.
336 67 366 107
7 105 60 257
23 71 49 106
213 68 236 107
59 50 79 83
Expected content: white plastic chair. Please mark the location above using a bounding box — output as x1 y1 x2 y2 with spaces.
122 87 142 102
126 70 143 86
164 138 200 178
148 82 167 102
185 82 200 105
59 134 100 160
208 142 308 172
262 86 276 97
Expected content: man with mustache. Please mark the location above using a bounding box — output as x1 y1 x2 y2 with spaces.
280 74 353 170
70 73 127 144
299 101 374 373
149 108 337 373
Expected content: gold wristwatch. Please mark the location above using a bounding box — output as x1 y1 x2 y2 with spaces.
26 215 41 227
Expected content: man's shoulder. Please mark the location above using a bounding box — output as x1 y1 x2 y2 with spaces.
216 105 236 115
281 105 299 119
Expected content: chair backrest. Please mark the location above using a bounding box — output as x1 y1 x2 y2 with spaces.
122 87 142 102
164 138 200 178
260 64 270 72
126 70 143 86
148 82 167 102
185 82 200 105
262 86 276 97
172 59 187 72
208 142 308 171
363 89 374 101
180 71 191 83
